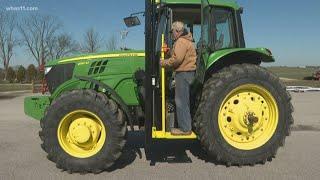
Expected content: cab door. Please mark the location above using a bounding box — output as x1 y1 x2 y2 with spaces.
195 0 212 84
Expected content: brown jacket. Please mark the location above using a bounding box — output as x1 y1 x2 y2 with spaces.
163 32 197 72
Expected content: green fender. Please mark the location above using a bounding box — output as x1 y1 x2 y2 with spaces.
50 79 86 99
75 76 134 131
206 48 275 70
50 74 139 105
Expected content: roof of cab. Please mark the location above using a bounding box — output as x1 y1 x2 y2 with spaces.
160 0 240 10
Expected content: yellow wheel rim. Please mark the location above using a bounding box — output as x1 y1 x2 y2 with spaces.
218 84 278 150
57 110 106 158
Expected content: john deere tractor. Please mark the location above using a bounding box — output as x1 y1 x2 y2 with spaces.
24 0 293 173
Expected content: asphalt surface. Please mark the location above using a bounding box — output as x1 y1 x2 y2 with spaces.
0 91 320 180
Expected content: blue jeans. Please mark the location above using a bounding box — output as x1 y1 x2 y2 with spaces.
175 71 195 132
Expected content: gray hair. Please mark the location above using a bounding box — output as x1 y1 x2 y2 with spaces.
171 21 184 32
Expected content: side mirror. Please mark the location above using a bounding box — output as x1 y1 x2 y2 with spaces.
124 16 141 28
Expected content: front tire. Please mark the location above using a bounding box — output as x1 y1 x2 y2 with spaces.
195 64 293 166
40 89 127 173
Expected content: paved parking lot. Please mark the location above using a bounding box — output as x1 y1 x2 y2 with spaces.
0 91 320 179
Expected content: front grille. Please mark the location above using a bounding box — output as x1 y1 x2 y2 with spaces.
45 63 75 94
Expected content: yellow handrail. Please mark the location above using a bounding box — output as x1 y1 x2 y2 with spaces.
161 34 166 133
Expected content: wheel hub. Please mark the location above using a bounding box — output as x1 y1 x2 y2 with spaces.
67 117 102 147
218 84 278 150
70 123 91 144
57 110 106 158
246 112 259 125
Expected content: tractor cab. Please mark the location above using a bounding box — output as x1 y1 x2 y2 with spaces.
124 0 245 140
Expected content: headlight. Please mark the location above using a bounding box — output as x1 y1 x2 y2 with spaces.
45 67 52 75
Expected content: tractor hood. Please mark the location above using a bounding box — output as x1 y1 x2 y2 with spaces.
46 50 145 67
44 50 145 94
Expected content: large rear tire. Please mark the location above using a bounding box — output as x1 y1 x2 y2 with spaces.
195 64 293 166
40 89 127 173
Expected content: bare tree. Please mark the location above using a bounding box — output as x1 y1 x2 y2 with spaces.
0 12 18 80
19 14 61 66
47 33 79 60
106 34 118 51
82 28 102 53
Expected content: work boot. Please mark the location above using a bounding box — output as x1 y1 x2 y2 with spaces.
170 128 192 136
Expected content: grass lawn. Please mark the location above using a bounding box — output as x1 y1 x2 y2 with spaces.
266 66 320 87
267 66 315 80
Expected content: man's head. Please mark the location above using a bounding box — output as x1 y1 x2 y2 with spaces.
171 21 185 40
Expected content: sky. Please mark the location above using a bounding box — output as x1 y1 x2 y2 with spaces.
0 0 319 67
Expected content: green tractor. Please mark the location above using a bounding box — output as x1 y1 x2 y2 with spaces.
24 0 293 173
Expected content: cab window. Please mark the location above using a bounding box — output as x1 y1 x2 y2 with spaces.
213 8 236 50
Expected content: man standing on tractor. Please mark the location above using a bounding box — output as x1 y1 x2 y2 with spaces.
160 21 197 136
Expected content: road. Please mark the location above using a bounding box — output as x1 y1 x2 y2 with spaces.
0 91 320 180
